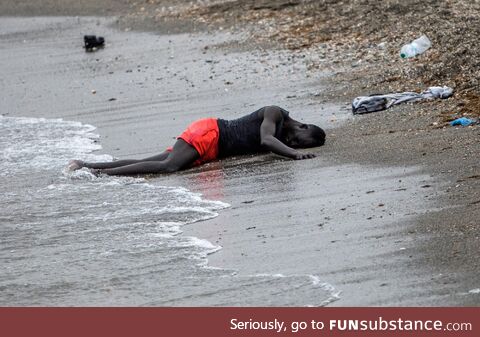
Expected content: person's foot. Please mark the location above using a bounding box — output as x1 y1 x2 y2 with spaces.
68 160 84 171
89 168 102 177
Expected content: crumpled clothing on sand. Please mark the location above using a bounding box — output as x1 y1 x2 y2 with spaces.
352 86 453 115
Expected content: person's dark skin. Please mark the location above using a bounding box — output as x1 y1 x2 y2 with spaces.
69 106 320 175
261 106 317 160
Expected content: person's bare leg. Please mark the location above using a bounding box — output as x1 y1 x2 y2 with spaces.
99 139 199 176
69 151 170 170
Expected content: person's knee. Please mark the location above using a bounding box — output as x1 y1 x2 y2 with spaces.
164 166 180 173
163 159 182 173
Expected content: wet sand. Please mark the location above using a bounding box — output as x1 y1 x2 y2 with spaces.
1 8 478 306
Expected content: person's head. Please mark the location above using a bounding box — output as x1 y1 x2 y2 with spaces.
282 121 326 148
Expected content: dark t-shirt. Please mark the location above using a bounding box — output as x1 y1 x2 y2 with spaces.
217 107 289 157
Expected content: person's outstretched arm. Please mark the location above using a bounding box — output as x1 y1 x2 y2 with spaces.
260 106 315 160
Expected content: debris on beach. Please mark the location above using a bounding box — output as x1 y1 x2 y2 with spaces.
84 35 105 52
352 86 453 115
399 34 432 58
127 0 480 119
450 117 478 127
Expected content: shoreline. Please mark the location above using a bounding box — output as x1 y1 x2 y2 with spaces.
1 1 478 306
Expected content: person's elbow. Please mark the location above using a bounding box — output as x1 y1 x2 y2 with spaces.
263 105 282 113
260 135 275 148
260 139 269 148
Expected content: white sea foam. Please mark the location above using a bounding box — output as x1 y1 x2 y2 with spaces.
177 237 223 262
180 237 220 250
250 273 341 306
0 115 106 174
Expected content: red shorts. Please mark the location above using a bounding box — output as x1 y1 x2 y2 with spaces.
167 118 219 166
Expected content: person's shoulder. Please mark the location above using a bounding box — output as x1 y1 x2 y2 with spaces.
265 106 290 118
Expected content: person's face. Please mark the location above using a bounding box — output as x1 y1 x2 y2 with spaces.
284 124 317 148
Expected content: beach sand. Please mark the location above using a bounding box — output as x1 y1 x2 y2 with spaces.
1 1 478 306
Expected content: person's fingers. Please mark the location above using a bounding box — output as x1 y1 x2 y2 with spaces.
294 153 316 160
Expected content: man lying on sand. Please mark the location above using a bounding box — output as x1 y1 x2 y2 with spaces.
69 105 326 175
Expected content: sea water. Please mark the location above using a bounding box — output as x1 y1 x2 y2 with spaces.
0 116 338 306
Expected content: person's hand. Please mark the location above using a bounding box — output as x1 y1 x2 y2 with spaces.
89 168 102 177
293 152 316 160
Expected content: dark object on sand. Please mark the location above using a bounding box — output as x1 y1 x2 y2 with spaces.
352 86 453 115
84 35 105 51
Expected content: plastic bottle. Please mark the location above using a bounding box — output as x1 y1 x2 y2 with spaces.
400 35 431 58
